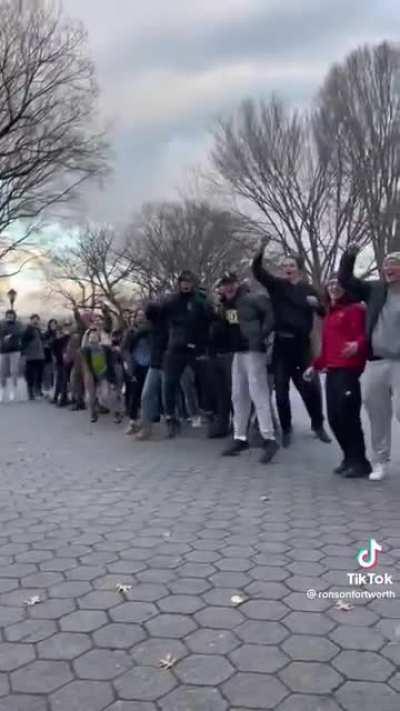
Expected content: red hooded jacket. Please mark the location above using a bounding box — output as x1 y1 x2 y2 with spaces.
313 300 368 372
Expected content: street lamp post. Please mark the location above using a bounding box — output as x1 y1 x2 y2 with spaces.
7 289 17 308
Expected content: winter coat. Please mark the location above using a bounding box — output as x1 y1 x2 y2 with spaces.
0 320 23 354
252 250 325 339
159 291 213 355
219 285 275 354
313 301 368 372
21 326 45 361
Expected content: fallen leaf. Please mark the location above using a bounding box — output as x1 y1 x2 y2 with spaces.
335 600 353 611
24 595 41 606
159 653 177 670
231 594 246 606
115 584 132 594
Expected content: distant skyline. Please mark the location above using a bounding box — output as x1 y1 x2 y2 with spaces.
62 0 398 225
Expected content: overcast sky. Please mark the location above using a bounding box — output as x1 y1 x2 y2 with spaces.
8 0 399 312
61 0 398 225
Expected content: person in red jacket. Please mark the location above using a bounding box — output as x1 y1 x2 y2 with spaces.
304 276 371 478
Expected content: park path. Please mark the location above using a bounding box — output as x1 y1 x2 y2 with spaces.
0 399 399 710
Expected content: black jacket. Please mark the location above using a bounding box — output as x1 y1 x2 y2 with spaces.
43 327 58 363
0 320 23 354
252 251 324 339
219 285 274 353
52 334 70 367
122 326 152 375
145 303 167 369
338 250 387 357
159 291 213 355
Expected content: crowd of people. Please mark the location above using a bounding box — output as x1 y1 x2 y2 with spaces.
1 241 399 482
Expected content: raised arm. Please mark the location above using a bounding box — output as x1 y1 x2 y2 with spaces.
338 247 373 302
73 307 86 335
251 239 286 294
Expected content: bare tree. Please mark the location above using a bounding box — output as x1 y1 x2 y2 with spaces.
125 200 253 297
212 96 369 288
0 0 109 271
317 42 400 269
46 226 135 321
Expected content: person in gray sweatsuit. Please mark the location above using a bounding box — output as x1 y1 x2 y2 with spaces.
339 246 400 481
217 272 279 465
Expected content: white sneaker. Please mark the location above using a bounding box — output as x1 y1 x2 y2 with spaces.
125 420 139 435
9 388 15 402
191 416 202 428
369 463 388 481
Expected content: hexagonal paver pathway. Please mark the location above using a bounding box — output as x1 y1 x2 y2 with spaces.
0 399 399 710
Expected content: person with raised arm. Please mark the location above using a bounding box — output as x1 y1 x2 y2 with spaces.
252 238 330 448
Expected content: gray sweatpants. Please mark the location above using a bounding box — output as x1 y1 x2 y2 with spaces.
0 352 21 388
362 359 400 464
232 351 275 441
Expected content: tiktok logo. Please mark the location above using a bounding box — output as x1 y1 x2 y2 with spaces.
357 538 382 569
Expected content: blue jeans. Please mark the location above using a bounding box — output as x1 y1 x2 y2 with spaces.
141 368 164 424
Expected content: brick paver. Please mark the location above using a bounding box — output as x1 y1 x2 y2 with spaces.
0 399 399 710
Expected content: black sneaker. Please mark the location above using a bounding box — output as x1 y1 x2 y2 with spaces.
343 460 372 479
90 413 98 423
313 426 331 444
259 439 279 464
333 460 348 475
70 402 85 411
208 427 230 439
166 418 180 439
222 440 249 457
281 430 292 448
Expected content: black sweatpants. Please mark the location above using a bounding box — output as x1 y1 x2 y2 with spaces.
208 353 233 429
274 335 324 433
127 365 148 421
326 369 367 465
25 359 44 398
54 362 71 404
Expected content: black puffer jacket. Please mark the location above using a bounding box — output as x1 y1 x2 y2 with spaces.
159 291 213 355
0 320 23 354
252 250 324 339
219 285 274 353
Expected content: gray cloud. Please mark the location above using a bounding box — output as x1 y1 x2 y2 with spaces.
61 0 398 224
